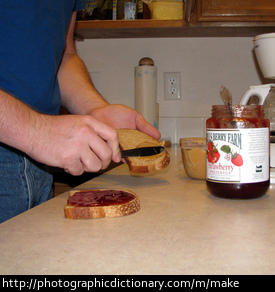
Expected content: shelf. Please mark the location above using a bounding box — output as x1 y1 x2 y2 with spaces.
74 19 275 40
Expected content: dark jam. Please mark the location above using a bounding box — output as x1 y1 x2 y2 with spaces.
206 105 270 199
68 190 135 207
207 181 270 199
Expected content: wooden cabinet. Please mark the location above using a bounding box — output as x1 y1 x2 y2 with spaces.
196 0 275 22
74 0 275 40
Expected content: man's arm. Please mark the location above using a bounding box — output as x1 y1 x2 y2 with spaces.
0 88 120 175
58 12 161 140
57 12 107 115
0 89 39 154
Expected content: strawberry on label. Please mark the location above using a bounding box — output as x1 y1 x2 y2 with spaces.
208 141 213 151
207 142 220 164
231 153 243 167
220 145 243 167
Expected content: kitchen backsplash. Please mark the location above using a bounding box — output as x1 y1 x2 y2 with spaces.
76 37 268 144
159 117 207 144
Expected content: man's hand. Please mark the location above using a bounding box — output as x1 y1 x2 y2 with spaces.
28 114 121 175
89 104 161 140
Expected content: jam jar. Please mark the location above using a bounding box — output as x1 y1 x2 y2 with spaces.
206 105 270 199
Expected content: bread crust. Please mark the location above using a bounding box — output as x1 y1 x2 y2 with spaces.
124 151 170 173
117 129 170 173
64 189 140 219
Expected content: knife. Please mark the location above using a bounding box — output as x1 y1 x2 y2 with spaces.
121 146 165 158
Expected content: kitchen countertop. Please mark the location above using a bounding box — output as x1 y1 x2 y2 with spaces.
0 146 274 275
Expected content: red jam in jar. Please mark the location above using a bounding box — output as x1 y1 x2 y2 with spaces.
206 105 270 199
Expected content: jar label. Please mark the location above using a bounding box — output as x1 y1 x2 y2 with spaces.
206 128 269 183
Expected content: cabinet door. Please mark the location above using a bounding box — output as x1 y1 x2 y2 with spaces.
197 0 275 21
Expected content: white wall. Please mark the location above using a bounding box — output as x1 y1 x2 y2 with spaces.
76 37 268 143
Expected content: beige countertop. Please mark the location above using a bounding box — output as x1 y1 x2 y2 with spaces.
0 146 274 275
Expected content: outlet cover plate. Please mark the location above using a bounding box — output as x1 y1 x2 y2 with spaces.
164 72 181 100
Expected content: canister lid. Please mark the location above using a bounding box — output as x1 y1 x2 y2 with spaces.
139 57 154 66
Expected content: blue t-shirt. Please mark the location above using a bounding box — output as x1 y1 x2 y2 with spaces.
0 0 85 115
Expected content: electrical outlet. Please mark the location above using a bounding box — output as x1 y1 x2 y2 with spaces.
164 72 181 100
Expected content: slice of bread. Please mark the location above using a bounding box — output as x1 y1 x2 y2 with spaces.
64 189 140 219
117 129 170 173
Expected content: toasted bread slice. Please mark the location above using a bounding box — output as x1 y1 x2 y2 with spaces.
64 189 140 219
117 129 170 173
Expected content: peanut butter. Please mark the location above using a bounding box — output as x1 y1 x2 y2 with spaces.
136 141 165 160
181 148 206 180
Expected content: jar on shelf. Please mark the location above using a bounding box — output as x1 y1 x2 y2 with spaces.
117 0 137 19
206 105 270 199
124 0 137 19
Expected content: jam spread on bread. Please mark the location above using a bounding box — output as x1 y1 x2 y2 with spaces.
67 190 135 207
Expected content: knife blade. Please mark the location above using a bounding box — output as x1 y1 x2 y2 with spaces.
121 146 165 158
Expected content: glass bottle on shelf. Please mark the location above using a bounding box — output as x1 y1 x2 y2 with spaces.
124 0 137 19
116 0 137 20
136 0 143 19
